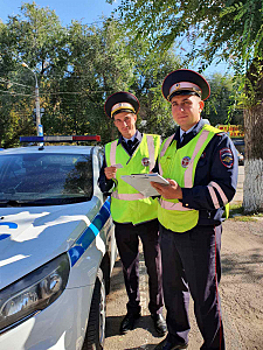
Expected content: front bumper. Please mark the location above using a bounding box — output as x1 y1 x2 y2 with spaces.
0 285 92 350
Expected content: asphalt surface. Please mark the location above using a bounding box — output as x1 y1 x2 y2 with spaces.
104 166 263 350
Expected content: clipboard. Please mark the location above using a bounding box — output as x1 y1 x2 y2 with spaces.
121 173 169 197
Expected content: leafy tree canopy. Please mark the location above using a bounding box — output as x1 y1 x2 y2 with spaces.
0 2 243 148
108 0 262 71
107 0 263 213
0 2 181 146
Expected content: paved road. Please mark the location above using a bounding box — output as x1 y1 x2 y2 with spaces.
104 166 256 350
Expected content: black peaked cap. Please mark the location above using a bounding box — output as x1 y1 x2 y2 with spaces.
162 69 210 101
104 91 140 119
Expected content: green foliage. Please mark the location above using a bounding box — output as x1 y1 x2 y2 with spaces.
0 2 67 147
0 3 180 146
228 203 263 221
203 73 243 126
0 2 242 148
112 0 263 105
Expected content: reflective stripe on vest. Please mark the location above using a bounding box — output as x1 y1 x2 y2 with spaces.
159 134 175 176
112 134 156 199
146 135 155 172
109 140 118 166
108 135 155 171
159 198 192 211
105 134 160 224
110 134 157 197
160 130 212 212
184 130 210 187
158 125 230 232
111 192 146 201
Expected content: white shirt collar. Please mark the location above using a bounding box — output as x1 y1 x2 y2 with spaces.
123 131 137 143
180 125 196 138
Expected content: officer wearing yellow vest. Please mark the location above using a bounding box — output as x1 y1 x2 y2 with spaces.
98 92 167 336
150 70 238 350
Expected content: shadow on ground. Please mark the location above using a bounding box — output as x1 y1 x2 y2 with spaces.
108 258 124 293
124 345 157 350
222 248 263 281
109 251 147 293
106 314 164 339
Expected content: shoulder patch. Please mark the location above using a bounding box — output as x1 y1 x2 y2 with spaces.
220 148 234 168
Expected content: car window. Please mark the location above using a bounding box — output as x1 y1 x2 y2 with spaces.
0 153 93 206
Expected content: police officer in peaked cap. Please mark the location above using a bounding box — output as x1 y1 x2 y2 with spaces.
149 70 238 350
99 91 167 336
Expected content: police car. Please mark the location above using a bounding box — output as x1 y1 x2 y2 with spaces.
0 135 117 350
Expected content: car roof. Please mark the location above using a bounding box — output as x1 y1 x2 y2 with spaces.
0 145 100 155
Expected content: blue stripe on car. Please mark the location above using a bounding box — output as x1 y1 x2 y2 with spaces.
0 223 18 241
0 222 18 229
68 199 111 267
0 234 11 241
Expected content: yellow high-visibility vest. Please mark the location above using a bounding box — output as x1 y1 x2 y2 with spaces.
158 125 229 232
105 134 160 224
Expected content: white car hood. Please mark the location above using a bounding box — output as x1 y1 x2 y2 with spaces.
0 197 100 290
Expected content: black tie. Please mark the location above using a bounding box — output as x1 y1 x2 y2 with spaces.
127 140 133 151
180 133 186 147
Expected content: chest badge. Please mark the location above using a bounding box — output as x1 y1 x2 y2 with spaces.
181 156 191 168
141 157 151 167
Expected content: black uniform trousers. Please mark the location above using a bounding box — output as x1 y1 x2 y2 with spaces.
160 223 225 350
115 219 164 316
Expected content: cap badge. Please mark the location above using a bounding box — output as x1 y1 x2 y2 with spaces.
181 156 191 168
141 158 151 167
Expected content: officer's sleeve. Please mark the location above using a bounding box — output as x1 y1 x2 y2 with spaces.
98 155 115 194
181 134 238 210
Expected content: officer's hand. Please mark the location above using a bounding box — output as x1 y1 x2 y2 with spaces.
150 179 183 200
104 166 117 180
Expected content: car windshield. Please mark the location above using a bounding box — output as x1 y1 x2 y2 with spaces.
0 153 93 206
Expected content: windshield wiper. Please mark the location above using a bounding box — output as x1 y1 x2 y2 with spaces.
0 197 91 207
27 197 91 205
0 200 29 207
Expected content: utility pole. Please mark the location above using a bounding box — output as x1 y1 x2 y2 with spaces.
22 62 43 136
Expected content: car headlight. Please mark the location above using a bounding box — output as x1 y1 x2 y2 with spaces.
0 254 70 333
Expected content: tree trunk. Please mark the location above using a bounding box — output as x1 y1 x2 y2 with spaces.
243 104 263 213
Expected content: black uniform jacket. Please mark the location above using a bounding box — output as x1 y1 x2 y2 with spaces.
152 119 238 226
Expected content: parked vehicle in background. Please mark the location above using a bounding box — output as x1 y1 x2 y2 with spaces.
0 135 117 350
235 147 244 165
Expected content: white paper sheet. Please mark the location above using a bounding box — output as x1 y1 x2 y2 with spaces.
120 173 169 197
